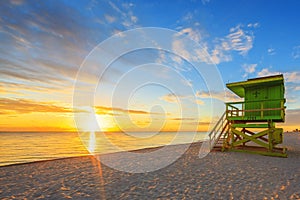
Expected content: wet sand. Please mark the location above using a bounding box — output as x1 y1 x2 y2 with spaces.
0 133 299 199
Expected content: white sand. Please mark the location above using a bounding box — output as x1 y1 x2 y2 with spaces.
0 133 299 199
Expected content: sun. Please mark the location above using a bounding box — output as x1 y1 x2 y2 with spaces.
96 114 119 132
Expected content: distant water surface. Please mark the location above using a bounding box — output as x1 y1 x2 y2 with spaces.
0 131 207 166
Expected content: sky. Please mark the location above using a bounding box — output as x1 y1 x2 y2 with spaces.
1 0 300 132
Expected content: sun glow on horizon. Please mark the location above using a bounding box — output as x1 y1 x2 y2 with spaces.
96 114 120 132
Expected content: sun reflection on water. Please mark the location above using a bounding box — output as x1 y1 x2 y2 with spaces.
88 131 96 154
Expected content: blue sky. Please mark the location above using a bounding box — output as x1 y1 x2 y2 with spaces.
1 0 300 131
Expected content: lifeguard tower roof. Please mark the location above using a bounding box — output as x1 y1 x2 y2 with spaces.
226 74 284 98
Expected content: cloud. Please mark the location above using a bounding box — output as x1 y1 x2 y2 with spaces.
104 14 116 23
285 109 300 127
108 1 123 14
196 90 241 102
226 25 254 55
0 0 142 99
160 91 208 106
257 68 300 83
1 80 73 96
188 121 211 126
285 72 300 83
0 2 95 96
171 117 196 121
267 48 276 55
201 0 211 5
172 39 191 64
107 1 138 28
9 0 23 6
195 99 205 105
161 89 240 107
243 63 257 78
172 27 213 64
130 15 138 23
181 79 193 87
243 63 257 74
182 12 193 22
172 27 213 63
247 22 260 28
160 93 181 103
257 68 273 77
172 23 256 65
94 106 164 116
210 46 232 64
160 92 202 104
292 45 300 59
0 98 73 114
177 28 202 43
106 2 138 29
209 25 255 64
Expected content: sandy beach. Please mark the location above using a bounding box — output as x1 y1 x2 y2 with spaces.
0 133 299 199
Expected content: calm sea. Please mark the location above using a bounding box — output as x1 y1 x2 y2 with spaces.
0 131 208 167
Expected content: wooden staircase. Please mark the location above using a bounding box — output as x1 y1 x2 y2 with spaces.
207 111 230 151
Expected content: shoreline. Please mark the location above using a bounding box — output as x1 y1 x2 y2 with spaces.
0 131 208 168
1 132 298 168
0 140 206 168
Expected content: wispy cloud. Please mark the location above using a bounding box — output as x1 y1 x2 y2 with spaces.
9 0 24 6
0 0 142 100
210 45 232 64
0 98 73 114
225 25 254 55
257 68 300 83
177 27 202 43
108 1 138 28
173 24 255 65
210 25 255 64
196 90 241 102
104 14 116 23
267 48 276 55
195 99 205 105
94 106 165 116
160 91 208 106
243 63 257 78
172 27 213 65
292 45 300 59
285 72 300 83
285 109 300 127
247 22 260 28
160 93 181 103
170 117 196 121
1 80 73 96
201 0 210 5
257 68 278 77
181 79 193 87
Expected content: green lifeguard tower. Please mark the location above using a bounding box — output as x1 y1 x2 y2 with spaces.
209 74 287 157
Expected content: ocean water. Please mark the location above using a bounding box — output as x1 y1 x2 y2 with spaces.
0 131 208 167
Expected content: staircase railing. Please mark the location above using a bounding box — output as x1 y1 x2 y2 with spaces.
198 111 229 158
207 111 228 150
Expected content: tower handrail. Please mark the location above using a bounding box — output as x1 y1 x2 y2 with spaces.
225 99 285 120
207 111 228 150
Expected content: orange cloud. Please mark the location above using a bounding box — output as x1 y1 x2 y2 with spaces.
160 93 180 103
94 106 164 115
0 98 72 114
